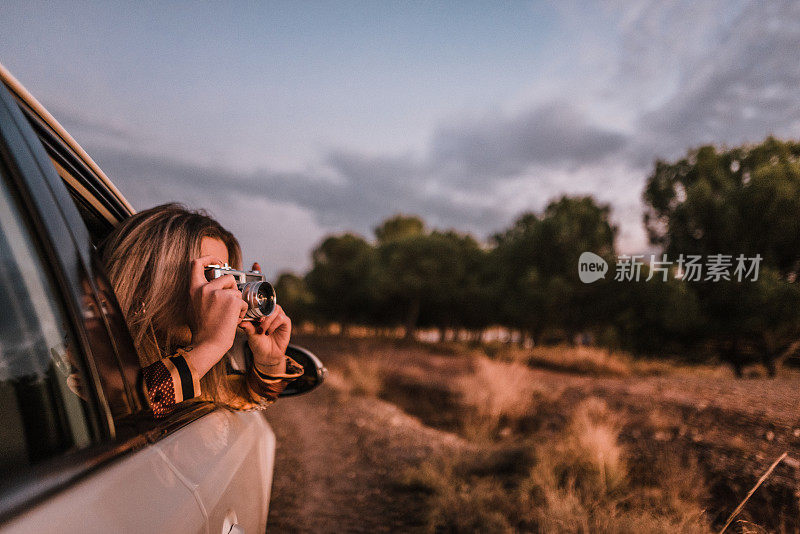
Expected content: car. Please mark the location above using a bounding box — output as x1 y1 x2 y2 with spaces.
0 62 325 533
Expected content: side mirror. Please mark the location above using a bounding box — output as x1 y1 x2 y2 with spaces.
279 344 327 397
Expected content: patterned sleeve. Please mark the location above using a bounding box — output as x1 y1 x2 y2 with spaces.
140 350 202 418
141 351 304 417
244 355 304 404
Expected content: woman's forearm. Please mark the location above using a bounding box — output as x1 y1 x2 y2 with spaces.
253 355 287 376
180 341 229 379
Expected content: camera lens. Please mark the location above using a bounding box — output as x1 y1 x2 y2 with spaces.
239 281 276 320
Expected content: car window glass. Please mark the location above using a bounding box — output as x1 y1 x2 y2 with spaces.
0 170 99 476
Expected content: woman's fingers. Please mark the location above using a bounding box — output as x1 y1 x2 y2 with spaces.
266 309 290 336
250 306 287 335
204 273 238 291
190 255 227 290
257 305 284 333
239 320 257 334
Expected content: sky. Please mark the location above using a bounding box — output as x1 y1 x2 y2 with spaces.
1 0 799 277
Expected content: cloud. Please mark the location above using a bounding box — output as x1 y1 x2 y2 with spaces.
429 101 628 183
87 97 628 245
88 144 507 243
616 0 800 160
47 103 144 151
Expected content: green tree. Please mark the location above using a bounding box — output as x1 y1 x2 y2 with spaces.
643 137 800 374
305 233 376 334
492 196 617 343
607 267 705 356
437 230 493 336
644 137 800 277
376 230 464 339
374 214 425 243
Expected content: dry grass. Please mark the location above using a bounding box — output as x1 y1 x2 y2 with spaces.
483 342 720 378
400 446 533 533
526 345 636 377
297 334 789 532
564 398 627 494
401 397 711 533
322 338 710 531
327 354 385 397
455 355 552 440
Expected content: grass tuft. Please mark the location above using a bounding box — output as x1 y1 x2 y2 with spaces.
329 354 385 397
401 396 711 533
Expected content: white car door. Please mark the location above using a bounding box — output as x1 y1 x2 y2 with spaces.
1 445 207 533
156 409 276 534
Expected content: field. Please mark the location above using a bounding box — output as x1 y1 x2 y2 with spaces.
265 334 800 533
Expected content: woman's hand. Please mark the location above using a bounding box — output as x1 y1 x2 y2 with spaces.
239 304 292 374
239 263 292 374
186 255 249 377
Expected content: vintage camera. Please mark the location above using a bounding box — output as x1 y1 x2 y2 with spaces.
205 264 276 321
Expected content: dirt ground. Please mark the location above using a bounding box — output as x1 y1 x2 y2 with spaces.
265 335 800 532
264 366 468 532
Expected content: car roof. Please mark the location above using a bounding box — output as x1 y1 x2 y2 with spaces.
0 61 135 217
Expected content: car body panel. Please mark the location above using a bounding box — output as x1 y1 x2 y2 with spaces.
0 441 205 534
156 410 275 534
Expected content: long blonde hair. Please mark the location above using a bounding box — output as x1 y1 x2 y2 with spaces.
101 203 242 407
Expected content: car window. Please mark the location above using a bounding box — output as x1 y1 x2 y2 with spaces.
0 169 100 477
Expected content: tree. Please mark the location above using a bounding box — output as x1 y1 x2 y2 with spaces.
436 231 493 336
643 138 800 374
376 230 464 339
374 215 425 243
305 234 376 334
644 137 800 278
492 196 618 343
606 267 705 356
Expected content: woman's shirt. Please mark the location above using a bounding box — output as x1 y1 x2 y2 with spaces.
140 351 304 417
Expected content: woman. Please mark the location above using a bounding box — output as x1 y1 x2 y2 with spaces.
101 203 302 416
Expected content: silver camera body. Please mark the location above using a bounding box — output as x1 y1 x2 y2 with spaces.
205 264 276 321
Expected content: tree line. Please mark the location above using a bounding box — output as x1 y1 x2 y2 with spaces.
275 137 800 374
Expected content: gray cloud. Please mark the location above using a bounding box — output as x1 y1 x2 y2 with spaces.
429 101 628 182
87 97 628 245
89 144 507 241
49 104 143 146
622 0 800 160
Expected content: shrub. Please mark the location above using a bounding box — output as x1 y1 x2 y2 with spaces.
456 355 549 440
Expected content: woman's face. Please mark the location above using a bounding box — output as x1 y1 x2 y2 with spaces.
201 236 230 265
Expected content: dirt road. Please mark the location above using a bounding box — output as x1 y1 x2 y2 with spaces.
264 378 466 533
